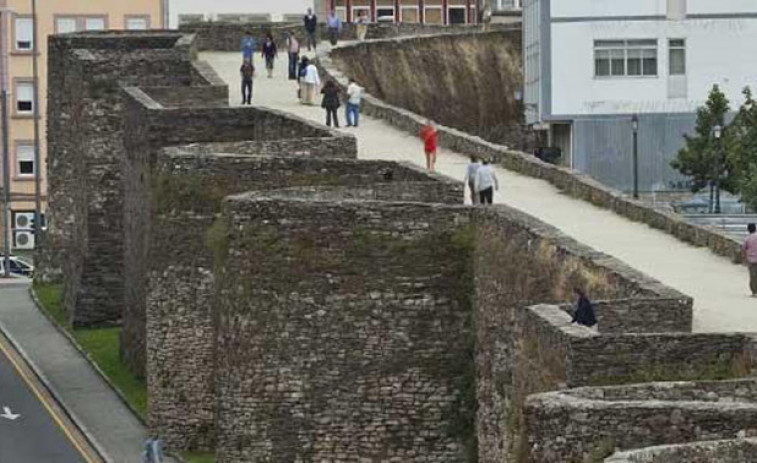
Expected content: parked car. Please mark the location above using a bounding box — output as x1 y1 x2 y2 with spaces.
0 256 34 278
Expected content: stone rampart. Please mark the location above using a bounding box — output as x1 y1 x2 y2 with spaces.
525 379 757 462
606 438 757 462
121 85 357 376
328 30 531 149
318 38 744 265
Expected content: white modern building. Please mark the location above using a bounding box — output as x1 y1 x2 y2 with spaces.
167 0 314 27
524 0 757 191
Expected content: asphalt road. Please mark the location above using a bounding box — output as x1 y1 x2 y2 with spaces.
0 330 91 463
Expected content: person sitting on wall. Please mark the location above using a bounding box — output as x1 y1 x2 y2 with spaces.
571 287 598 328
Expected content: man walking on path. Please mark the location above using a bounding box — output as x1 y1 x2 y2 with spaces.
356 11 369 41
304 8 318 51
743 223 757 296
475 159 499 205
301 59 321 105
463 156 482 204
419 120 438 171
241 31 256 61
286 33 300 80
327 10 342 46
240 58 254 105
345 78 363 127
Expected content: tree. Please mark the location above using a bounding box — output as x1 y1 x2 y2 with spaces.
671 84 737 213
731 87 757 211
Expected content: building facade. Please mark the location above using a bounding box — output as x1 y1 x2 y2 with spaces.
0 0 162 251
168 0 314 27
524 0 757 192
328 0 479 25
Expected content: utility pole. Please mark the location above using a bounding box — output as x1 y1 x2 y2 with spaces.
713 124 723 214
32 0 42 242
631 114 639 199
2 90 10 277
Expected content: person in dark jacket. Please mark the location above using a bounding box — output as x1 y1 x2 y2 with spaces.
261 33 278 78
321 80 341 127
571 288 597 328
303 8 318 51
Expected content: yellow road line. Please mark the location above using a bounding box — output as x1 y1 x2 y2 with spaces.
0 334 98 463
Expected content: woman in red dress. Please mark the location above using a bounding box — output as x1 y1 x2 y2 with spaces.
419 120 438 171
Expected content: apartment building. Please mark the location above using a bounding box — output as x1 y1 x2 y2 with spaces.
524 0 757 192
328 0 479 24
169 0 314 27
0 0 162 251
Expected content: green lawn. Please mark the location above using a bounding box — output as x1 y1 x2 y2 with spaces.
182 451 216 463
32 283 148 418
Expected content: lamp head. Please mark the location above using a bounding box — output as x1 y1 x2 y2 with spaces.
713 124 722 139
631 114 639 132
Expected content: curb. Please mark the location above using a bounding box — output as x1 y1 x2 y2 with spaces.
0 289 111 463
28 285 149 428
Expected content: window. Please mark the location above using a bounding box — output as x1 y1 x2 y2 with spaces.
16 144 35 176
126 17 149 30
448 7 467 24
15 82 34 114
669 39 686 75
85 17 106 31
594 40 657 77
376 8 395 21
55 18 78 34
14 17 33 51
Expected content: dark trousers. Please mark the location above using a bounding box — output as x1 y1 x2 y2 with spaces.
750 263 757 295
307 31 317 50
288 52 299 79
241 79 252 104
345 103 360 126
328 27 339 45
325 107 339 127
479 187 494 204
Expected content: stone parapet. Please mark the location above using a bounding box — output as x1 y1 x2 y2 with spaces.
606 438 757 462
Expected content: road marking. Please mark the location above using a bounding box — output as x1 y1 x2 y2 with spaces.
1 406 21 420
0 334 98 463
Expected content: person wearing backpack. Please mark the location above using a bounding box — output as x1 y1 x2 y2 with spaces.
240 58 255 105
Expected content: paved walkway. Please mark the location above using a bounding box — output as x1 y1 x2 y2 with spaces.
202 50 756 334
0 283 167 463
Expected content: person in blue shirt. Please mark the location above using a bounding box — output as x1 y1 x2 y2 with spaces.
240 31 256 61
326 10 342 46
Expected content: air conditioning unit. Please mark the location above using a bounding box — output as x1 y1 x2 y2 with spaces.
13 230 35 250
14 212 35 230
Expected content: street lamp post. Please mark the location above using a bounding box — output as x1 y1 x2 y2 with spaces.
713 124 723 214
32 0 42 242
631 114 639 199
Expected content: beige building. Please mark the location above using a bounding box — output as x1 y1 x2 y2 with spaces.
0 0 163 252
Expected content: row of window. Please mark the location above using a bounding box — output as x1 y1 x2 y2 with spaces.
13 15 150 51
594 39 686 78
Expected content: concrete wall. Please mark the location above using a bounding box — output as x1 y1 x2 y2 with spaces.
329 30 533 149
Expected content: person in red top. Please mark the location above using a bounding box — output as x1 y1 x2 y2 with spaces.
419 120 438 171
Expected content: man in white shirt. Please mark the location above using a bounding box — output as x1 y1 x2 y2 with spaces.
463 156 482 204
345 78 363 127
474 159 499 205
301 61 321 105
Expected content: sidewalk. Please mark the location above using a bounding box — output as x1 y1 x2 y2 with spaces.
0 283 170 463
203 49 757 334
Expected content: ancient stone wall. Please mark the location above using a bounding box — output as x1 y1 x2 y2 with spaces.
213 194 474 462
606 438 757 462
328 30 533 150
121 85 357 377
470 206 691 463
44 32 196 326
525 379 757 462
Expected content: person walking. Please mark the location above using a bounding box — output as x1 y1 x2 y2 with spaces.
261 33 278 78
743 223 757 297
240 58 255 105
303 8 318 51
142 437 165 463
326 9 342 46
356 10 369 41
463 156 482 204
240 31 256 61
571 288 598 328
474 159 499 205
419 120 438 171
321 80 341 128
285 32 300 80
301 58 321 105
345 78 363 127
